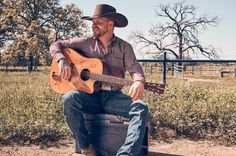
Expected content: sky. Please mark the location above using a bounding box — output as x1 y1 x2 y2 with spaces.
60 0 236 59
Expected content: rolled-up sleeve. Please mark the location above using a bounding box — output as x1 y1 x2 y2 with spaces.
49 37 86 62
124 44 145 83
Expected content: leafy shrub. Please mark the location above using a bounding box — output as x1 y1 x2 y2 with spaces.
145 79 236 145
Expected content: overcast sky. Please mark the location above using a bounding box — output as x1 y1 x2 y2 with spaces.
60 0 236 59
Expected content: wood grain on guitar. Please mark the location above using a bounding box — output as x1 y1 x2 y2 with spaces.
49 48 165 94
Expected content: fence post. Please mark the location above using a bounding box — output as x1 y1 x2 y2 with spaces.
163 51 167 85
220 69 224 77
192 65 194 75
171 62 174 76
5 62 8 73
28 54 33 73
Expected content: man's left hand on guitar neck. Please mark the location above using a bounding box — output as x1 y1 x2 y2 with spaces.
128 81 144 101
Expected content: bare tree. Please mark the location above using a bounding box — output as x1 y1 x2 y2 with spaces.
131 0 220 59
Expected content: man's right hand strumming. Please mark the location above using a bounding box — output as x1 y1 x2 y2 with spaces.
58 58 71 81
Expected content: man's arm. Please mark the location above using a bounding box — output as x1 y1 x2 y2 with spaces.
50 37 85 80
50 37 85 62
123 44 145 101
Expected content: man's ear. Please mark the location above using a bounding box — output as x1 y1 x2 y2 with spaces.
109 20 115 27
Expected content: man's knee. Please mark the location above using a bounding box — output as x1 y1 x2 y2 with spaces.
62 91 75 105
62 91 82 114
130 100 149 116
62 91 100 114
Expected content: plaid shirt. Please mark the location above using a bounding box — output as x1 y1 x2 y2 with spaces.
50 35 145 90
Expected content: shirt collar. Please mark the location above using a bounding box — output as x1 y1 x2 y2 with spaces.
93 34 117 46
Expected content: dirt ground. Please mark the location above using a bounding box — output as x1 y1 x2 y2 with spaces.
0 139 236 156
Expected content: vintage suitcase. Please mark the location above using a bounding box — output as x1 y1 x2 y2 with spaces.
75 113 151 156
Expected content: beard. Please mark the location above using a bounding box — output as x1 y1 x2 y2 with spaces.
92 26 108 38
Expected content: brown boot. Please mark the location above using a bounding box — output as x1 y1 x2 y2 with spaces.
81 145 96 156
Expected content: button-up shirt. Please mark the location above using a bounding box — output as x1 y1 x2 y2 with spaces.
49 35 145 90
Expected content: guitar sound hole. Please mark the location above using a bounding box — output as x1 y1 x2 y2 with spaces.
80 69 90 81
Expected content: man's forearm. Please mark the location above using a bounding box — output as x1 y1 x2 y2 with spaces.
132 73 146 83
50 41 66 62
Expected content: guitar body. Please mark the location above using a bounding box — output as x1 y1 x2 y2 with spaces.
49 48 103 94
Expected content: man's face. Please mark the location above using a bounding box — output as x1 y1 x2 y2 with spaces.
92 17 112 38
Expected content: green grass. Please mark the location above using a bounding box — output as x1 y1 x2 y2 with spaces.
0 70 236 145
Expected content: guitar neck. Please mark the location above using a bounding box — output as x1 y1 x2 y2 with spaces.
89 73 165 94
90 73 133 86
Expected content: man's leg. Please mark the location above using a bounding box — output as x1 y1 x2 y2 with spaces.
101 91 149 156
62 90 101 151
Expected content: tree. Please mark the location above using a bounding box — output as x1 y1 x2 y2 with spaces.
1 0 88 65
131 0 220 60
0 0 15 49
48 3 88 41
0 0 4 44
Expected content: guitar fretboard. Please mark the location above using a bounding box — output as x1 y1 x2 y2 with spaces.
89 72 165 94
89 73 133 86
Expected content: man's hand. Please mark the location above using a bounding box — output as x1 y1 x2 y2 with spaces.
128 81 144 101
58 58 71 81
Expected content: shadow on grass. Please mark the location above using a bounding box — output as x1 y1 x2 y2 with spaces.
0 131 70 149
0 69 42 72
148 152 183 156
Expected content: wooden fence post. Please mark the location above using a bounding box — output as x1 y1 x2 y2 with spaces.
220 69 224 77
192 65 194 75
5 63 8 73
171 62 174 76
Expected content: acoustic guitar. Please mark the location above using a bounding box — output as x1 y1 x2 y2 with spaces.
49 48 165 94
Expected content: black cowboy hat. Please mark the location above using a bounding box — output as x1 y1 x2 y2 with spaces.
81 4 128 28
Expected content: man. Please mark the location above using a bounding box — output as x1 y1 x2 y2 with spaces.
50 4 148 156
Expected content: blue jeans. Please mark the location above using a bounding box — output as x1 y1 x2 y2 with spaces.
62 90 149 156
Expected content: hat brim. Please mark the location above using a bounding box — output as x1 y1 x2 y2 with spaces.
81 12 128 28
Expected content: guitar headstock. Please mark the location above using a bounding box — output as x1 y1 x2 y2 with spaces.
144 82 165 94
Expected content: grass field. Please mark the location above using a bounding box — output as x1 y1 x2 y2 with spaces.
0 69 236 145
